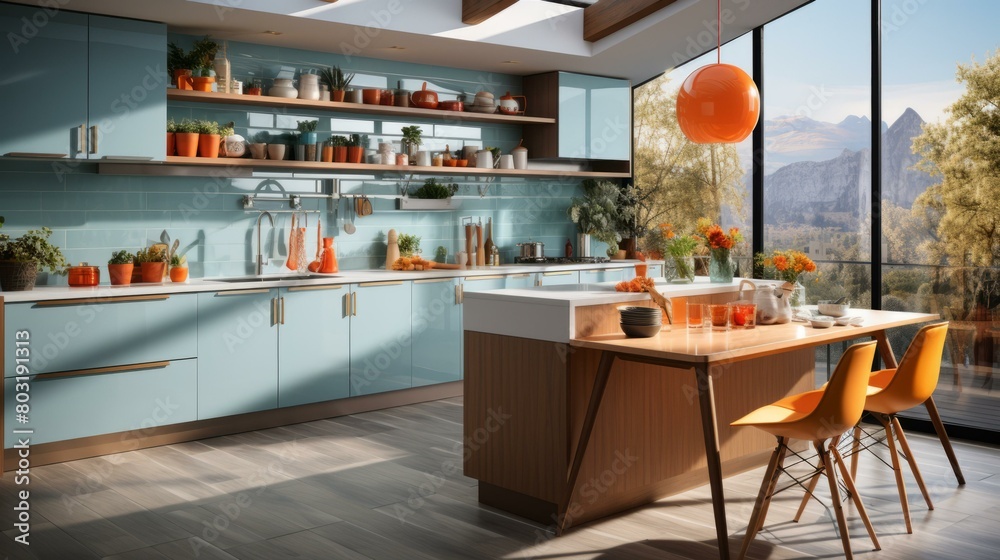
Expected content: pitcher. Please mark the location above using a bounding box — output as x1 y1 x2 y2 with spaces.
738 279 791 325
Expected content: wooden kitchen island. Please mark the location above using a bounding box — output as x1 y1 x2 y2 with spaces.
462 279 944 559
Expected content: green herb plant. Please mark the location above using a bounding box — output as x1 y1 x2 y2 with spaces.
410 178 459 199
135 246 166 264
108 250 134 265
396 233 421 257
297 120 318 133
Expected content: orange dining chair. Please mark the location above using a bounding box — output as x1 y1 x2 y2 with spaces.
731 340 880 560
848 322 949 534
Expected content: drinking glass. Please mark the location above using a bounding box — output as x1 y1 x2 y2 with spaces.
687 302 706 329
729 302 757 329
708 304 730 331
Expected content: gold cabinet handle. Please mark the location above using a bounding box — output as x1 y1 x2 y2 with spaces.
352 291 357 316
214 289 270 296
36 360 170 381
89 125 98 154
271 297 278 326
465 275 503 281
413 278 452 284
287 284 343 292
456 284 463 304
280 296 285 324
77 124 85 154
544 271 573 276
358 280 403 287
35 294 170 307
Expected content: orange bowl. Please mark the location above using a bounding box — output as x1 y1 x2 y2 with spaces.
455 159 468 167
443 159 458 167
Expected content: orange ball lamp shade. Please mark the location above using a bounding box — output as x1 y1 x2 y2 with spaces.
676 63 760 144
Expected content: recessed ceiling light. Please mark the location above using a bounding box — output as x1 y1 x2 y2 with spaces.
263 30 283 36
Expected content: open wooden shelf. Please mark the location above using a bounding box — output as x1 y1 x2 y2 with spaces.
167 89 556 125
97 156 630 179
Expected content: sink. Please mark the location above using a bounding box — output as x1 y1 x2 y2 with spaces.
206 274 327 283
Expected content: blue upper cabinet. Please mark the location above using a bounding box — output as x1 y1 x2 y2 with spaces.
87 15 167 160
522 71 631 163
411 278 461 387
349 281 412 396
0 5 88 158
278 285 350 407
0 6 165 159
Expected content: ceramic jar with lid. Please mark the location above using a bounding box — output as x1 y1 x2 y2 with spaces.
68 263 100 287
511 141 528 169
269 78 298 98
298 73 320 100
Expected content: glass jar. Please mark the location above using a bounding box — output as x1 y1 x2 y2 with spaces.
664 255 695 283
708 248 735 283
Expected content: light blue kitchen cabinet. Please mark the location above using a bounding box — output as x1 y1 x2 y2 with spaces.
647 264 663 278
523 71 631 161
0 6 165 159
277 285 350 407
411 278 461 387
580 267 627 284
4 295 197 377
463 275 507 293
504 273 535 289
197 289 278 419
4 359 197 447
349 281 412 396
537 270 579 286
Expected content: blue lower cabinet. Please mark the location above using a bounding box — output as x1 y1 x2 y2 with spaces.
277 285 350 407
538 270 579 286
411 278 461 387
197 290 278 419
504 273 535 289
350 281 412 396
463 275 506 293
647 264 663 278
4 295 197 377
4 359 197 447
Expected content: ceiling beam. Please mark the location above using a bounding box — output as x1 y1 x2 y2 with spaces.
463 0 519 25
584 0 679 42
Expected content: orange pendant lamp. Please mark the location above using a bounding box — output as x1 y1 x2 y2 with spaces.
676 0 760 144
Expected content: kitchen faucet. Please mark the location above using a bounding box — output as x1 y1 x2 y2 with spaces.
256 211 274 275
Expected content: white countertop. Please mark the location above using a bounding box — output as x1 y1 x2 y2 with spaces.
463 277 744 307
0 261 662 303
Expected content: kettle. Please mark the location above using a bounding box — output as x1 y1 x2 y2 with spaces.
498 91 526 115
738 279 792 325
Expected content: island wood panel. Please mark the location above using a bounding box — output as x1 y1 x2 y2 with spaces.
463 331 568 504
560 345 815 526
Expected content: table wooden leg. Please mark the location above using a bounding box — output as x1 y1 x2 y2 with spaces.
696 363 730 560
558 351 615 535
923 396 966 485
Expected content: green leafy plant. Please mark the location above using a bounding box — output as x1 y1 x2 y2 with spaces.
167 42 199 73
175 119 199 134
397 233 421 257
401 126 423 146
166 118 177 133
320 66 353 91
410 178 459 199
253 131 270 144
435 245 447 263
347 133 363 147
108 249 134 265
218 122 234 137
170 254 188 267
568 180 622 255
135 246 166 264
195 120 220 135
0 227 68 273
328 135 348 147
190 36 219 69
297 119 318 133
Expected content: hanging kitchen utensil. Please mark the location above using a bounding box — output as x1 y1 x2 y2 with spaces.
362 195 373 216
286 213 298 270
308 218 323 272
344 196 356 235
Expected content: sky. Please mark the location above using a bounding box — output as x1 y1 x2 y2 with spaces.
663 0 1000 127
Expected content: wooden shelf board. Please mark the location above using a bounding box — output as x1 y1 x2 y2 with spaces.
167 89 557 125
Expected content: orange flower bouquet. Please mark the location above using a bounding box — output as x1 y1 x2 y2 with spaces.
696 218 744 283
755 249 817 308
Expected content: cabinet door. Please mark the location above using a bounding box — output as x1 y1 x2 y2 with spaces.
463 275 506 293
538 271 579 286
88 15 167 159
411 279 461 387
277 285 350 407
4 359 197 447
647 264 663 278
559 72 631 161
350 281 411 396
504 273 535 289
197 290 278 419
0 5 88 157
4 295 197 377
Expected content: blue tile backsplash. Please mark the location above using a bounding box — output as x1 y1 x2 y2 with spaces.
0 35 614 285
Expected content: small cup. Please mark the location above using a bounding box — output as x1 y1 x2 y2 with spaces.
635 263 648 278
267 144 285 161
432 154 443 167
729 302 757 329
416 151 431 166
708 304 730 332
395 153 408 166
249 143 267 159
499 154 514 169
687 302 706 329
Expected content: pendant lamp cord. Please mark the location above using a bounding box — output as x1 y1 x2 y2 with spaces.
717 0 721 64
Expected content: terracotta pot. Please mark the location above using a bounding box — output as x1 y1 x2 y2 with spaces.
362 88 381 105
169 266 189 283
331 89 346 102
140 261 166 283
333 146 347 163
173 69 193 90
108 263 133 286
198 134 221 158
192 76 215 92
246 86 262 96
347 146 364 163
410 82 438 109
166 132 176 156
175 132 199 157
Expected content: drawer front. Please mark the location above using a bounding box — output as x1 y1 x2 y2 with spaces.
4 359 197 447
504 273 535 289
4 295 197 377
539 271 579 286
462 276 506 293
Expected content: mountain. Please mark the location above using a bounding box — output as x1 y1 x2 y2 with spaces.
761 114 883 174
881 107 936 208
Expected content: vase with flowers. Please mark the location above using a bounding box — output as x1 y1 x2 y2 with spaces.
697 218 743 283
648 223 698 283
755 249 817 310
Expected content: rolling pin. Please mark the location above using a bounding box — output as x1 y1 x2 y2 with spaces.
475 222 485 266
464 224 473 267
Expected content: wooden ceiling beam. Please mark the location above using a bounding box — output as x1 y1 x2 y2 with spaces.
584 0 679 42
463 0 519 25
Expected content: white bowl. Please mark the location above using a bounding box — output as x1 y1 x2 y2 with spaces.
818 301 850 317
809 317 835 328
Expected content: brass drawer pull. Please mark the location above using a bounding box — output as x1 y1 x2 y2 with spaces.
544 271 573 276
287 284 343 292
35 294 170 307
36 360 171 381
465 275 503 281
414 278 452 284
358 280 403 287
214 289 270 296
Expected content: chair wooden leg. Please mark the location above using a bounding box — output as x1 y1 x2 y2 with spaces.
924 396 965 485
793 472 822 523
891 415 934 510
878 414 913 534
850 424 862 480
832 441 881 551
818 440 854 560
754 440 789 534
738 437 787 560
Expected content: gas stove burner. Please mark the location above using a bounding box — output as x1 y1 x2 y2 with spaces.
514 256 548 264
570 256 610 264
513 256 611 265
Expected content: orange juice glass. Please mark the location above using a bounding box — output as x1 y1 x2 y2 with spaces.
635 263 648 277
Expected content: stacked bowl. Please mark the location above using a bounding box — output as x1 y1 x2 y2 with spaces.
618 306 663 338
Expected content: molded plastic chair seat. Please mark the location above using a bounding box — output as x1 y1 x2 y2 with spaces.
731 340 880 560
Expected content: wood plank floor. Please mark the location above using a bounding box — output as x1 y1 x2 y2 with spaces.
1 397 998 559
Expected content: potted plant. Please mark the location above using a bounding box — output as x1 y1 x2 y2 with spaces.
107 249 135 286
647 224 698 283
166 118 177 156
169 253 189 283
397 233 421 257
320 66 353 102
346 133 364 164
196 120 221 158
175 119 199 157
246 79 263 96
568 179 622 258
401 125 422 158
135 246 167 283
298 119 319 161
0 226 67 291
399 178 460 210
329 135 348 163
191 67 216 92
167 42 197 89
613 183 643 259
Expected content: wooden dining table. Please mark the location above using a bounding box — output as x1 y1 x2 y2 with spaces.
567 309 964 559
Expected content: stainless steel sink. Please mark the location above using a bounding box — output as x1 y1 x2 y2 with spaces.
206 274 326 283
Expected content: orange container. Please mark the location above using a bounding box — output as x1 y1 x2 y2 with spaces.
68 265 100 287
